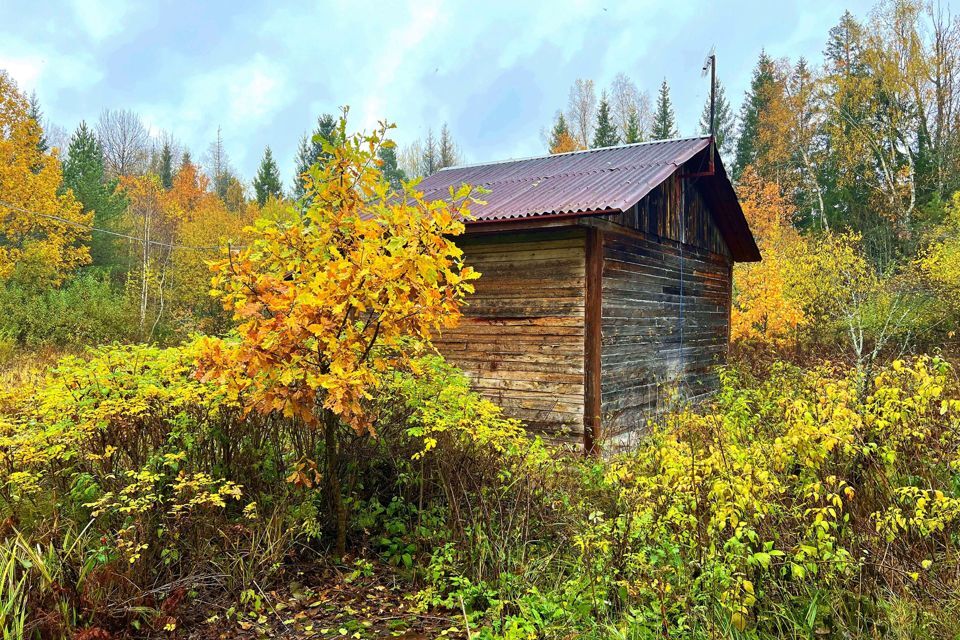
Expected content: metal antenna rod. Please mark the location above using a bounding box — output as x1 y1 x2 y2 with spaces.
701 48 717 139
710 53 717 138
699 48 717 176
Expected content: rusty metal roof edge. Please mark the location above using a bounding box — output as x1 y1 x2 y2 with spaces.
438 136 711 173
461 163 679 224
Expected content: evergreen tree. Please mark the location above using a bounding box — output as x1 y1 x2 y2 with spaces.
438 123 460 169
624 110 643 144
159 141 174 189
62 121 126 266
27 91 48 155
253 146 283 206
294 113 341 198
824 10 866 75
420 128 438 176
293 134 312 199
377 143 407 191
733 51 776 180
698 79 736 159
592 93 620 148
651 79 678 140
549 113 571 152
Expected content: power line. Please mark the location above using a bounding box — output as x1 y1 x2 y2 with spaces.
0 199 245 252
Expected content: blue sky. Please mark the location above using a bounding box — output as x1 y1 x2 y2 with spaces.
1 0 883 184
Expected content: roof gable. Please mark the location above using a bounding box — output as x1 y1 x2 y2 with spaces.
417 137 760 262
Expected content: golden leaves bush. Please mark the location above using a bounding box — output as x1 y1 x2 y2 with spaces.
579 355 960 635
0 342 254 572
198 112 480 435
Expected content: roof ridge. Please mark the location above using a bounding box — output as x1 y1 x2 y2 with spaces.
436 136 711 173
419 161 689 191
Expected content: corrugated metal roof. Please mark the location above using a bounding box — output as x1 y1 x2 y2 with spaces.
418 137 711 221
417 137 761 262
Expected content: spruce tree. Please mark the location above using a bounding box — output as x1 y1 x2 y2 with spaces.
438 123 460 169
592 93 620 148
825 11 866 75
253 146 283 206
293 134 312 199
159 141 174 189
420 128 438 176
294 113 341 198
377 143 407 191
698 79 735 159
62 121 126 267
27 91 48 155
548 113 571 152
733 51 776 180
651 79 678 140
624 110 643 144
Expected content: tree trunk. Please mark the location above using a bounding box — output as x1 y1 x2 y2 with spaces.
323 409 347 558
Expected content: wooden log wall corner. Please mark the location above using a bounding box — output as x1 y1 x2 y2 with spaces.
583 228 603 455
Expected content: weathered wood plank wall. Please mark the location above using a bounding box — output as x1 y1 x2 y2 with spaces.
433 228 587 442
598 175 732 441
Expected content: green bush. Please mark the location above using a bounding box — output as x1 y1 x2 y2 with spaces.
4 340 960 638
0 271 137 348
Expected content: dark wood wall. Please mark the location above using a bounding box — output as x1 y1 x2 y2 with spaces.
437 170 734 449
606 173 730 258
433 228 587 443
597 174 733 441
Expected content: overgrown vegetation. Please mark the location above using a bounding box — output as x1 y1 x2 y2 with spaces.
3 345 959 637
4 1 960 637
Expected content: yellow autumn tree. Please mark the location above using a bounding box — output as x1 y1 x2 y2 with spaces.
197 111 479 554
167 167 254 331
117 173 172 335
0 70 90 286
731 167 814 346
919 191 960 310
118 159 252 337
550 131 582 154
733 167 875 354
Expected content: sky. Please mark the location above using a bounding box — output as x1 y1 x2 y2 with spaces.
1 0 888 185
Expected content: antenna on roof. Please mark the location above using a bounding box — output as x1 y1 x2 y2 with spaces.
701 46 716 139
699 46 717 177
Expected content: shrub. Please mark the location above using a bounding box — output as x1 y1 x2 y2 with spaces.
0 341 306 635
469 357 960 638
0 271 137 348
4 338 959 638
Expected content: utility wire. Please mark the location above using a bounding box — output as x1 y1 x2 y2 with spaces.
0 199 245 252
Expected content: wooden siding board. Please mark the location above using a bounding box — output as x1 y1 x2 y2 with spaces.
604 174 731 258
434 229 587 443
584 228 603 454
597 169 733 439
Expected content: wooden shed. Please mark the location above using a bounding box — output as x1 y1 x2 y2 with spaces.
418 137 760 450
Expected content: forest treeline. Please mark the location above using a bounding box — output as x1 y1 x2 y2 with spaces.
0 68 465 349
550 5 960 266
540 3 960 367
7 2 959 363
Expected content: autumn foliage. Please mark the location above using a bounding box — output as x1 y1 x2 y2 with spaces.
0 71 90 286
731 167 812 345
198 112 479 434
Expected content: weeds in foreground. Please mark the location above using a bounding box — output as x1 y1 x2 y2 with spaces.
1 346 959 638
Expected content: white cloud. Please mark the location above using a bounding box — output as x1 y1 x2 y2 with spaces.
68 0 131 42
0 53 44 90
137 54 292 172
0 42 103 95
